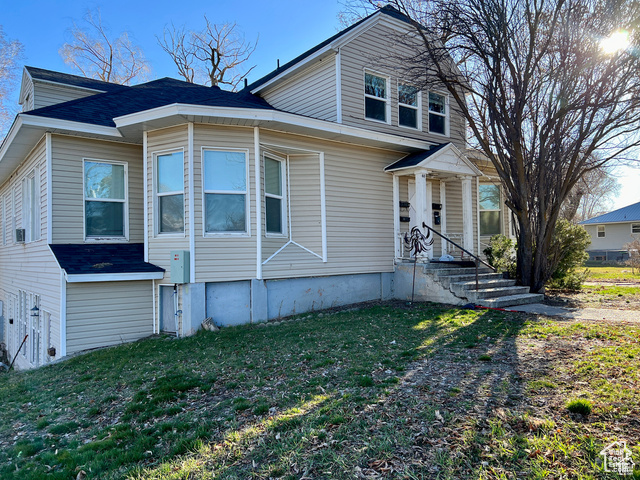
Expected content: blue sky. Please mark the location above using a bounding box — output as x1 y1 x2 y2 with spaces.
2 0 638 210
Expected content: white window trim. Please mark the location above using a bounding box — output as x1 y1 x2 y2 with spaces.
597 225 606 238
21 169 41 243
428 91 450 137
1 196 5 246
397 81 422 131
264 152 288 238
479 183 502 236
83 158 129 242
201 146 251 238
153 148 186 237
363 69 391 125
631 223 640 234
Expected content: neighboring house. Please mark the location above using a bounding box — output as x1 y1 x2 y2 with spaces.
580 201 640 262
0 6 530 370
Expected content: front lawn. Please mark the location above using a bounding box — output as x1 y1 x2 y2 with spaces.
586 266 640 283
1 303 638 479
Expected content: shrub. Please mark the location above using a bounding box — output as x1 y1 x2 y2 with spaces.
483 235 516 278
548 219 591 291
566 398 592 415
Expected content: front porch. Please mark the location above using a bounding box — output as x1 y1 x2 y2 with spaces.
386 142 481 263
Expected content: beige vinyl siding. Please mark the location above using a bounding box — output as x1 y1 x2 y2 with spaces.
194 125 256 282
32 83 99 110
0 136 62 369
261 57 337 122
339 20 466 149
51 135 144 244
65 281 153 354
147 125 190 282
260 129 403 279
585 223 639 251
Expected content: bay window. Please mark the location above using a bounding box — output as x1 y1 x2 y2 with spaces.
264 155 286 235
203 149 247 234
156 151 184 234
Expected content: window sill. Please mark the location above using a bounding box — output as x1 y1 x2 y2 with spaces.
203 232 251 238
427 129 450 138
154 232 186 238
265 233 288 239
399 124 422 132
365 117 391 125
84 237 129 243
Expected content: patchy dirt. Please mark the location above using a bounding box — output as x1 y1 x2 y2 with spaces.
545 287 640 310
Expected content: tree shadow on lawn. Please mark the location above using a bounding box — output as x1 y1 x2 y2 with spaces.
123 303 535 479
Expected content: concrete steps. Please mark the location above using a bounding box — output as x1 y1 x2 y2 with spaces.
421 262 544 308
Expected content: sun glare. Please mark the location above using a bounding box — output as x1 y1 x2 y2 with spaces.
600 30 631 54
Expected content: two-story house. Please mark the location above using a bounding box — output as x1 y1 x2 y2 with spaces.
0 6 540 369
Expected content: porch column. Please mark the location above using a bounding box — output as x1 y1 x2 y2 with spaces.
440 180 447 256
393 174 400 259
425 180 433 259
461 176 474 254
414 169 432 259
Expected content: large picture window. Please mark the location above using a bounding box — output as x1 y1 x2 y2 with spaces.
428 92 447 135
479 184 501 236
203 150 247 233
84 161 126 238
398 84 420 129
156 151 184 234
264 155 286 235
364 72 389 123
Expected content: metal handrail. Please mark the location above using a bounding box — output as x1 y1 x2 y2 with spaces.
421 222 497 290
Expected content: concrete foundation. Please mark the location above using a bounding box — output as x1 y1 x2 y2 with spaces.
393 263 464 305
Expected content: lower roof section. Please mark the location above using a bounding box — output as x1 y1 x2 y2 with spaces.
49 243 165 282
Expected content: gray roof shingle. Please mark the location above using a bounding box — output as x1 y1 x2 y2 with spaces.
49 243 164 275
26 66 129 93
384 142 451 171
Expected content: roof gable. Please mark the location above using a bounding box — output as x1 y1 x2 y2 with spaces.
580 201 640 224
385 142 482 176
246 5 414 93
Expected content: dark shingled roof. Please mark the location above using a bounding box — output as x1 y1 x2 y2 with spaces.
580 201 640 225
49 243 164 276
384 142 451 171
26 77 275 127
26 66 129 93
245 5 415 92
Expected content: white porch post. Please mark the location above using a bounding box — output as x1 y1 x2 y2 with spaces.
461 176 474 254
393 174 400 259
440 180 447 256
425 180 433 259
414 169 431 259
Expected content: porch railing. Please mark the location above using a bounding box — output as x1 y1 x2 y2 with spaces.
421 223 496 290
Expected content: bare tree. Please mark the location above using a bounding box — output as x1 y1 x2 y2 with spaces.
0 26 23 134
346 0 640 292
563 167 622 223
59 9 150 85
157 17 257 90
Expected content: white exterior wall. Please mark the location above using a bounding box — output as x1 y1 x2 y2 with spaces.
584 223 640 251
261 57 338 122
65 281 154 354
0 136 62 369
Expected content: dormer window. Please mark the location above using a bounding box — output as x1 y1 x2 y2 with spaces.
398 84 421 129
428 92 448 135
364 72 389 123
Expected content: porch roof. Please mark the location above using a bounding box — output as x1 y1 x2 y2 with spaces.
49 243 165 282
384 142 483 177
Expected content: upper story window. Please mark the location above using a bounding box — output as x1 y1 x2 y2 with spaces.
264 154 286 235
203 149 247 234
22 170 41 242
156 151 184 234
597 225 605 237
479 184 501 236
428 92 448 135
398 84 421 129
364 72 389 123
84 160 126 239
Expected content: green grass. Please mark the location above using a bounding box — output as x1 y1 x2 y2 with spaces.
586 266 640 281
0 304 638 479
566 398 593 415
